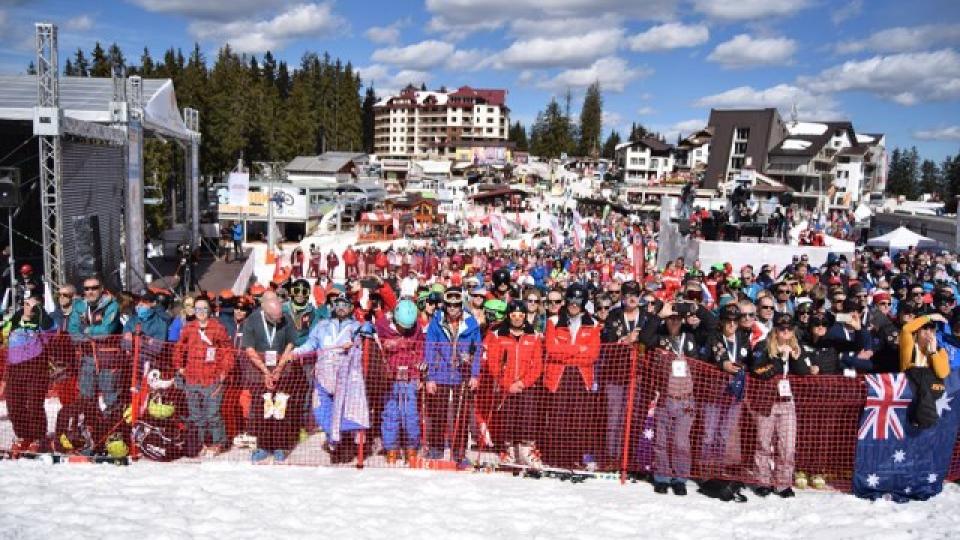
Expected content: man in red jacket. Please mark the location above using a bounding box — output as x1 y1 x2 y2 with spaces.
342 247 357 279
543 284 601 469
485 300 544 468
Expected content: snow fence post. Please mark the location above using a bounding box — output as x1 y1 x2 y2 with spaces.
356 336 371 469
129 324 142 461
620 346 640 485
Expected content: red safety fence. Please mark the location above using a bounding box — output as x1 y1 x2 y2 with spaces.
1 331 958 492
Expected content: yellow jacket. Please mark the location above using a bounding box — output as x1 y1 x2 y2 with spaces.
900 315 950 379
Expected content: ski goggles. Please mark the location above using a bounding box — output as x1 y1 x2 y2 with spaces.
332 296 353 309
443 290 464 305
291 285 310 296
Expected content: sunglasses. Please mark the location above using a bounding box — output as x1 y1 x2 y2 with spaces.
877 302 891 306
776 290 790 295
291 286 310 295
547 299 563 304
84 285 101 291
526 298 540 303
740 312 756 319
608 290 621 295
58 292 72 298
911 292 924 296
759 305 774 310
597 304 612 310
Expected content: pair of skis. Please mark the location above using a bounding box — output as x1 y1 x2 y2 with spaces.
495 462 619 483
0 449 130 465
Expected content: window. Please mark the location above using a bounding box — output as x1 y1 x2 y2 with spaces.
695 149 702 157
488 107 494 113
734 142 747 154
731 157 745 170
630 157 640 165
735 127 750 140
637 158 646 166
486 127 493 133
650 158 659 168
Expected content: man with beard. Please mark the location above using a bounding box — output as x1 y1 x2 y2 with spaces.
293 293 370 464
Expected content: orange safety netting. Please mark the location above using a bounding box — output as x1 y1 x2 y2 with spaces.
1 332 958 492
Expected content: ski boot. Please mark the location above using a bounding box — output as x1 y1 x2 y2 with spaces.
385 450 400 465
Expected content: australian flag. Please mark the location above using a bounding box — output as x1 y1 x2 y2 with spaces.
853 371 960 502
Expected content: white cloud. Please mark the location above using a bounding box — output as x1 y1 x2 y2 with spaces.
446 48 494 71
130 0 290 21
602 110 624 131
536 56 649 92
831 0 863 25
508 14 622 37
695 83 843 119
914 126 960 141
497 29 623 69
707 34 797 68
364 19 408 45
425 0 678 38
836 24 960 55
356 64 432 97
372 40 455 70
189 3 346 53
628 22 709 52
658 118 706 141
801 49 960 105
64 14 94 31
636 106 656 115
693 0 811 20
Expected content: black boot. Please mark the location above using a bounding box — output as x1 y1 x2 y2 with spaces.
653 482 670 494
777 487 796 498
753 486 773 497
671 482 687 496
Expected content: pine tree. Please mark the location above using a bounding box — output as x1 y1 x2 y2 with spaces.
628 122 648 142
919 159 942 197
361 85 377 154
26 61 36 75
90 42 110 77
107 42 126 74
577 81 602 157
508 121 529 152
886 148 915 198
74 48 89 76
140 47 155 76
943 153 960 212
602 130 621 159
262 51 277 86
205 45 249 175
530 98 574 158
276 61 291 99
64 59 75 76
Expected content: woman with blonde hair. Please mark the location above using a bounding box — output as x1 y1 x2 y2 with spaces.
748 312 814 498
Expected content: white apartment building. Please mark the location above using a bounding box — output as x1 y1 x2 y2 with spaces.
373 86 509 178
615 137 676 184
675 127 711 172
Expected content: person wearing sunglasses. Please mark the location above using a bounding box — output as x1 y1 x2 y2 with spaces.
423 287 482 464
68 275 124 437
292 292 364 464
545 289 565 324
771 282 795 316
51 284 77 332
600 280 658 470
417 291 443 327
544 283 602 470
174 296 235 458
749 313 813 498
522 287 546 335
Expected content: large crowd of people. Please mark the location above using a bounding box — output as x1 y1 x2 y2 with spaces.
1 212 958 501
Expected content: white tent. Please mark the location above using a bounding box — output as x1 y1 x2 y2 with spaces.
866 226 938 250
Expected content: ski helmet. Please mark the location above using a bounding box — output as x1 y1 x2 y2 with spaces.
146 369 174 390
565 283 588 304
492 267 511 288
148 395 176 420
483 299 507 321
106 433 129 458
394 300 419 329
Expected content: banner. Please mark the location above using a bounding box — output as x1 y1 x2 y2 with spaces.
571 209 585 251
228 172 249 206
490 214 504 249
549 215 564 247
632 235 644 279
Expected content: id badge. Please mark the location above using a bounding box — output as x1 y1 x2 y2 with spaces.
264 350 278 367
205 347 216 364
672 360 688 378
396 365 409 382
843 368 857 378
778 379 792 398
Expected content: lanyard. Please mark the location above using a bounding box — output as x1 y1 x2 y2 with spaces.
261 311 277 348
724 334 737 364
198 326 213 346
668 334 686 356
624 313 637 332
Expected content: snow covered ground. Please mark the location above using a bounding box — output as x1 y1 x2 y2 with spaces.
1 461 959 540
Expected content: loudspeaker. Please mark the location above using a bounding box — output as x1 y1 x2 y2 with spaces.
0 167 20 208
73 215 103 279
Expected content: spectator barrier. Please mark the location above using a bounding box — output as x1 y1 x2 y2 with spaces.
1 332 958 492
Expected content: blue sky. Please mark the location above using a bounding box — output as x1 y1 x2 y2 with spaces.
1 0 959 161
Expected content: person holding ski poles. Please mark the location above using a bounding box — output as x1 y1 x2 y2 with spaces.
423 288 482 464
484 299 544 468
375 299 424 464
293 292 371 464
